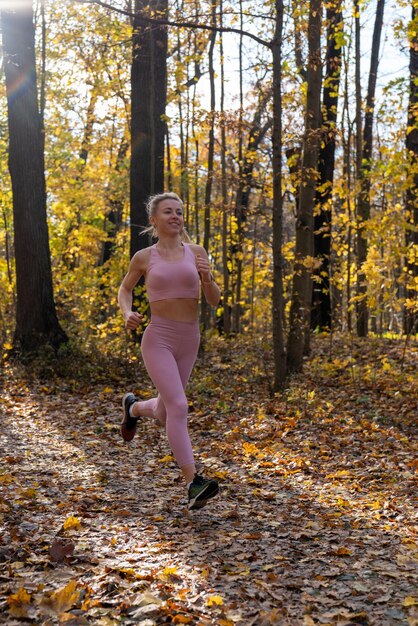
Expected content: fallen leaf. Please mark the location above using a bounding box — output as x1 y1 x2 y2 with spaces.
207 595 224 606
7 588 31 618
49 538 75 563
63 515 81 530
40 580 80 614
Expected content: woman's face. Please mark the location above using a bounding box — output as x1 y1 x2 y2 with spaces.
152 199 184 236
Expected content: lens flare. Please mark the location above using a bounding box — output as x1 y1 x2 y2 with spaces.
0 1 33 9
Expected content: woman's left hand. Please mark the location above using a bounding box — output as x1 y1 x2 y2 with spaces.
196 254 212 282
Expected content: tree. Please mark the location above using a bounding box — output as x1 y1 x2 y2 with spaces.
356 0 385 336
287 0 322 373
201 0 217 330
219 0 231 336
233 88 272 333
1 2 67 352
311 0 343 331
130 0 168 257
272 0 286 388
405 3 418 334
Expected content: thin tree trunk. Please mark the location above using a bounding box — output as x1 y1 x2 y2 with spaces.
233 0 245 334
184 26 191 226
40 0 46 153
79 90 98 165
356 0 385 336
342 42 353 333
201 0 216 329
219 0 231 335
176 9 186 204
166 122 173 189
311 0 342 331
62 85 98 269
250 211 259 327
405 4 418 334
234 90 272 333
1 3 66 351
1 207 15 300
100 133 129 265
272 0 286 388
287 0 322 373
192 80 200 243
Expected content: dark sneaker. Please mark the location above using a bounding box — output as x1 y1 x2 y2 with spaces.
121 393 139 442
188 474 219 510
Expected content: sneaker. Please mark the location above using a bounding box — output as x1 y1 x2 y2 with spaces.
121 393 139 442
188 474 219 510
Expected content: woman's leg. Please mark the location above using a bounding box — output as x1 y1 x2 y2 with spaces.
131 396 166 426
140 322 197 476
165 330 200 482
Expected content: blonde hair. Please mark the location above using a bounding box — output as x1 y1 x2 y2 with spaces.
142 192 191 243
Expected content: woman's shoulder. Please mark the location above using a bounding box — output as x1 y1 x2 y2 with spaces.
131 245 154 269
186 243 207 257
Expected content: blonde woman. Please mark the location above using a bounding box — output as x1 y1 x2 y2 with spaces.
118 192 221 510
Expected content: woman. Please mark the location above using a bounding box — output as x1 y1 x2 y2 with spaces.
118 192 221 510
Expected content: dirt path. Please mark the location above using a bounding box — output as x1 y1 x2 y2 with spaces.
0 336 417 625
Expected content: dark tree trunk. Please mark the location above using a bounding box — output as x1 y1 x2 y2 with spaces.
201 0 216 329
356 0 385 336
311 0 342 331
233 91 272 333
79 90 98 165
233 0 244 334
220 0 231 336
405 4 418 334
272 0 287 389
342 52 353 333
1 4 67 352
287 0 322 373
100 134 129 266
130 0 168 257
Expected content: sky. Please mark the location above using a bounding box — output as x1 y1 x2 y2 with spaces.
168 0 410 132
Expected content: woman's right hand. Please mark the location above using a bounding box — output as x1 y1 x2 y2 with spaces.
124 311 143 330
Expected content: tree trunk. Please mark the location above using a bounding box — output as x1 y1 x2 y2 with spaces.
234 91 272 333
233 0 245 334
272 0 287 389
287 0 322 373
405 4 418 334
311 0 342 331
1 3 67 351
201 0 216 329
130 0 168 257
192 79 200 244
219 0 231 335
356 0 385 336
342 46 353 332
100 134 129 265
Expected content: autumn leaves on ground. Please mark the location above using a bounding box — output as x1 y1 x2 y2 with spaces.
0 334 417 626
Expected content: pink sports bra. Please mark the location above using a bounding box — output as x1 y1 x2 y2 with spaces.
145 244 200 303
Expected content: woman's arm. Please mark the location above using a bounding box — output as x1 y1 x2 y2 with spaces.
193 245 221 307
118 250 147 329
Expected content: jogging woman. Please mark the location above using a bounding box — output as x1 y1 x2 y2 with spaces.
117 192 221 510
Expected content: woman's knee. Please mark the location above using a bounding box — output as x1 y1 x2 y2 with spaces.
167 395 188 418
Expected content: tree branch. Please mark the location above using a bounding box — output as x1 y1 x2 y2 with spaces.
74 0 272 49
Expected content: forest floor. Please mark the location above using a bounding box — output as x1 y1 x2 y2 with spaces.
0 333 417 626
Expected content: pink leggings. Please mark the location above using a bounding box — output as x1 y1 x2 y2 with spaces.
136 316 200 468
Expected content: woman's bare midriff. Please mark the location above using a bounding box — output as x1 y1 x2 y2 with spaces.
150 298 199 322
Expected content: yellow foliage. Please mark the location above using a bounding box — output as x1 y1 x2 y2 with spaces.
63 515 81 530
7 588 31 618
41 580 80 614
207 594 224 606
